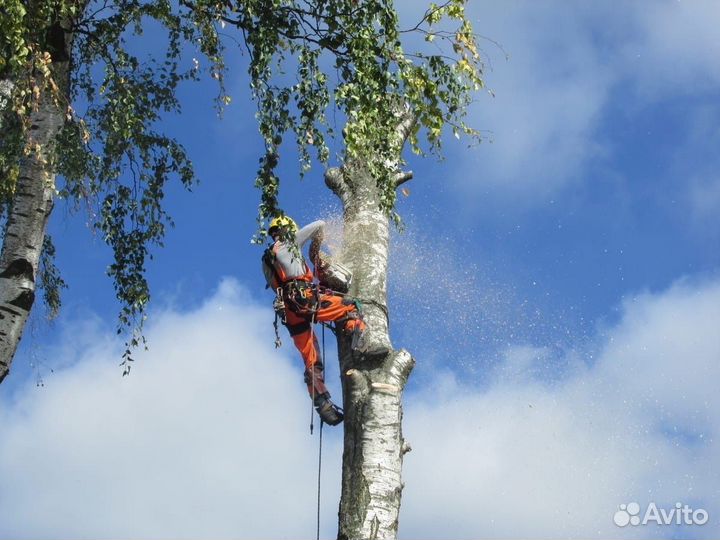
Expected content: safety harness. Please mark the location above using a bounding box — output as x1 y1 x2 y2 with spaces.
266 243 384 540
264 237 348 540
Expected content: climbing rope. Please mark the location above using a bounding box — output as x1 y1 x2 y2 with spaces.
316 320 327 539
310 305 318 435
316 418 323 540
270 283 324 536
314 322 326 540
273 281 365 539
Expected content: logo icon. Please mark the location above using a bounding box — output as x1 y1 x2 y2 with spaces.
614 502 641 527
614 502 709 527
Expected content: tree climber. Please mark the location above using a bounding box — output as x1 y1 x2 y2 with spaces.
263 216 384 426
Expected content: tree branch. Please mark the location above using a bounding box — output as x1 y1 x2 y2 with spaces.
385 349 415 388
395 107 417 146
346 368 370 402
394 170 413 188
399 0 453 33
324 166 346 197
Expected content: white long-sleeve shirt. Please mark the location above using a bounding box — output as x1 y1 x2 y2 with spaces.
271 220 324 282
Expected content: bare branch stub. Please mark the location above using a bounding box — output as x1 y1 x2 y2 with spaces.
324 166 347 197
394 170 413 187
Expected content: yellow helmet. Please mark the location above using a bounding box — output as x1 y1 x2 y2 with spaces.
268 215 298 235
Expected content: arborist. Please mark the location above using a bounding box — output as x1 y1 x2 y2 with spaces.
262 215 386 426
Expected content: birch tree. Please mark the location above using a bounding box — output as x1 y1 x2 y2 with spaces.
0 2 76 382
237 2 483 537
1 0 459 381
1 1 483 537
0 0 221 381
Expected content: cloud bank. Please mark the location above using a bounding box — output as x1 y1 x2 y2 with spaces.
401 276 720 538
0 281 344 539
415 0 720 218
1 276 718 538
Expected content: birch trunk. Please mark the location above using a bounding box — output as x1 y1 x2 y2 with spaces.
325 112 416 538
0 37 71 383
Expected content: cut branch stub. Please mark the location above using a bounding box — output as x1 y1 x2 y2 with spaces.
394 170 413 187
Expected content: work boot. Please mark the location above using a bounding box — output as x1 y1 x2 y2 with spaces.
314 395 344 426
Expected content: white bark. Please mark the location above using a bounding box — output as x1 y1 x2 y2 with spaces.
326 109 417 538
0 66 67 383
339 351 414 540
0 79 13 121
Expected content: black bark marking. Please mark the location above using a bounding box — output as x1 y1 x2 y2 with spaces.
0 305 23 316
9 290 34 311
369 514 380 539
0 259 34 281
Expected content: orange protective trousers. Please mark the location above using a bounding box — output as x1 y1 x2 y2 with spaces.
283 287 364 398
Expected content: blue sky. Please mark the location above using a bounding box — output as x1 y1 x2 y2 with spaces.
1 1 719 538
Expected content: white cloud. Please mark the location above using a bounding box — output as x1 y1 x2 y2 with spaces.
400 276 720 539
1 276 719 538
0 279 344 539
621 0 720 96
456 2 613 198
426 1 720 207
